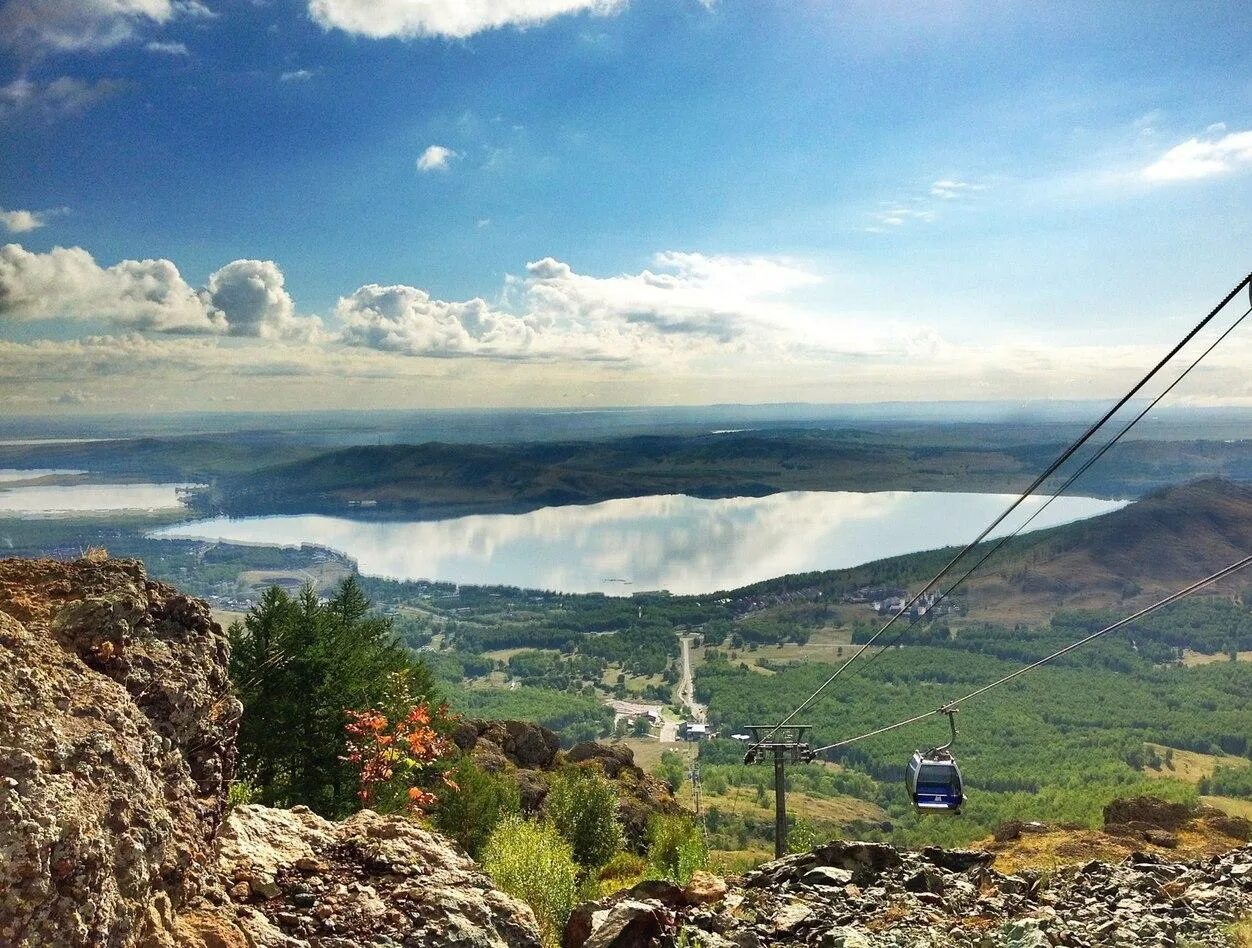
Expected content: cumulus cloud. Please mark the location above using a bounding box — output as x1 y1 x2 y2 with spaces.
337 284 535 357
416 144 457 171
201 259 323 341
0 0 206 55
0 76 128 118
1142 128 1252 182
0 243 223 332
338 251 830 362
279 68 314 82
0 207 52 233
308 0 622 40
0 244 323 339
520 251 821 346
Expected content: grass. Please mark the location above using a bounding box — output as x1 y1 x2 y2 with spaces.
1225 917 1252 948
1180 649 1252 667
709 847 773 875
211 609 247 629
482 646 558 662
692 627 870 675
679 784 886 828
1143 744 1251 783
617 737 695 773
237 561 353 592
1203 795 1252 820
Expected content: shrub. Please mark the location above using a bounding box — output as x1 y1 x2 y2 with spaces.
342 669 454 814
654 750 686 792
598 850 647 882
544 767 624 871
646 813 708 885
787 817 819 854
226 780 256 811
482 817 580 945
432 757 520 859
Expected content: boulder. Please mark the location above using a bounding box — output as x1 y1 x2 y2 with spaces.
216 805 543 947
567 742 637 779
0 557 239 947
581 899 666 948
684 872 728 905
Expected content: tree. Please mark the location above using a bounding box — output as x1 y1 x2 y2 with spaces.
543 767 624 871
433 758 521 859
229 577 428 816
655 750 686 792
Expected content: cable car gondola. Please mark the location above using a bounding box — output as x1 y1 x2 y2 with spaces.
905 707 963 814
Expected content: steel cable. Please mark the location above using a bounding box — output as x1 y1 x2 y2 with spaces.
746 272 1252 753
810 553 1252 753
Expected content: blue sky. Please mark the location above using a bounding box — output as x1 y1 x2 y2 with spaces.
2 0 1252 412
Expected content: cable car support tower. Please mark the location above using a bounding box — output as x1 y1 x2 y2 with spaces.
743 724 815 858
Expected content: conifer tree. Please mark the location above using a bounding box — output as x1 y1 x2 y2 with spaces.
228 576 430 816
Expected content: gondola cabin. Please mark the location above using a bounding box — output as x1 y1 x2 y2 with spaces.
906 751 964 813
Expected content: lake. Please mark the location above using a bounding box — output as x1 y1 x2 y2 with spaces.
0 481 198 517
152 490 1127 595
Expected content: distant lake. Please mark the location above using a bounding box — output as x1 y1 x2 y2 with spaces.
152 491 1127 596
0 481 198 517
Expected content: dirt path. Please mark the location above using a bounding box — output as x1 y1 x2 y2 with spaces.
678 634 706 724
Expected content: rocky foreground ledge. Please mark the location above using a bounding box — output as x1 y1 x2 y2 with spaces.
1 556 1250 948
570 840 1251 948
0 557 541 948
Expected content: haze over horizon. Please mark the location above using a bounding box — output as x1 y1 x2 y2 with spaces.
3 0 1252 414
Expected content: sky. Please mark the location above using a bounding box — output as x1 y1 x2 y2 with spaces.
2 0 1252 414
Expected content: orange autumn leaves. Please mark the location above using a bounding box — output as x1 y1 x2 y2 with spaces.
343 687 456 813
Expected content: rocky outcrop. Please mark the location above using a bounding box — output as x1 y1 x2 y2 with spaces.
567 840 1252 948
0 557 542 948
0 557 240 947
1101 794 1250 849
452 720 682 850
214 804 541 947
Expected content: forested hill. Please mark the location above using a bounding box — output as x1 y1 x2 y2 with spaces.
735 478 1252 622
189 429 1252 518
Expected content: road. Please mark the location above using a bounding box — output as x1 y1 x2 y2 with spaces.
677 633 706 724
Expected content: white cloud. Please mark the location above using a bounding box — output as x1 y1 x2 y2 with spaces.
279 68 314 82
1142 128 1252 182
0 207 52 233
201 259 324 341
337 284 535 357
0 244 324 340
929 179 985 200
417 144 457 172
0 243 222 332
0 76 128 118
144 39 187 54
0 0 187 54
339 251 832 362
307 0 622 40
869 206 935 228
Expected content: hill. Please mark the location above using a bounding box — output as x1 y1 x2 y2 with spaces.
733 478 1252 623
190 431 1252 518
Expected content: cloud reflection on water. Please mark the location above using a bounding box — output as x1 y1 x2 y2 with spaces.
153 491 1127 595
